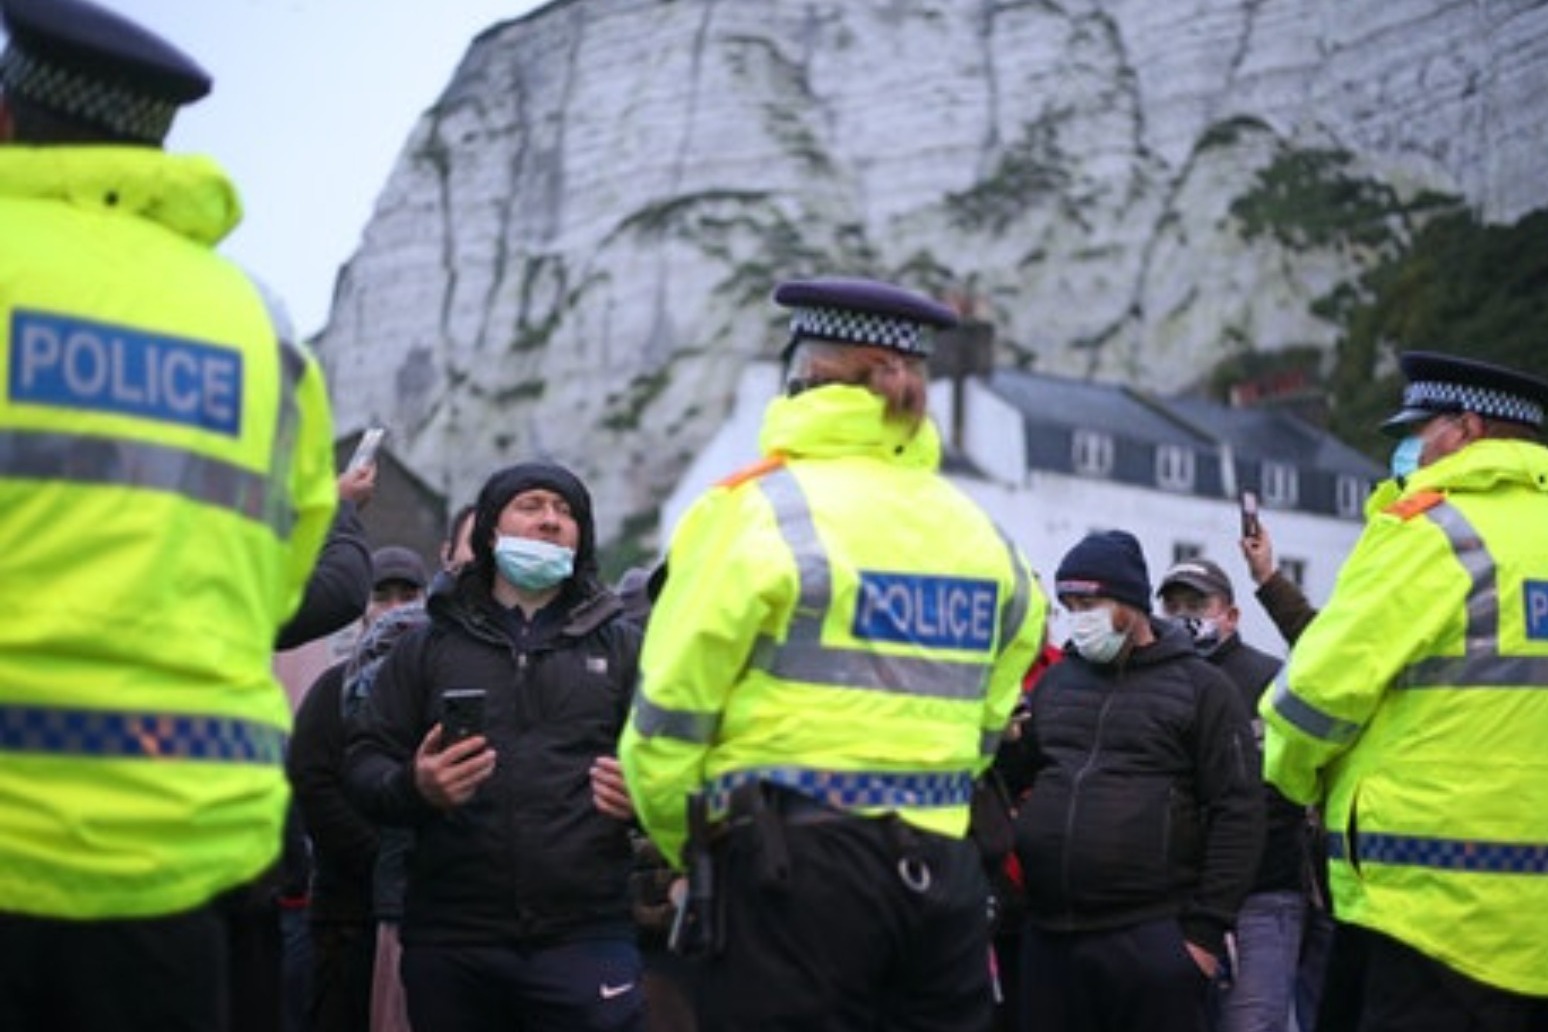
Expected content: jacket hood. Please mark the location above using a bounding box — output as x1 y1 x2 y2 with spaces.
758 384 942 470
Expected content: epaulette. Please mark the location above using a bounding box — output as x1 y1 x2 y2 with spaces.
1383 490 1445 521
715 454 786 490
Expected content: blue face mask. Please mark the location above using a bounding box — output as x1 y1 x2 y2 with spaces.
1390 435 1424 480
494 535 575 591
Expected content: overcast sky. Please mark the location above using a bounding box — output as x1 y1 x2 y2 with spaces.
7 0 547 337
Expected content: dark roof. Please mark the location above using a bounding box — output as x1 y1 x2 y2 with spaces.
988 369 1209 448
981 368 1383 518
1159 393 1381 477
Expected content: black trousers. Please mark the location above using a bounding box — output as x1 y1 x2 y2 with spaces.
0 904 230 1032
697 813 995 1032
1318 923 1548 1032
1016 917 1212 1032
308 920 377 1032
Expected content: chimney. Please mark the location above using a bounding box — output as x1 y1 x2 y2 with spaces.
933 319 996 453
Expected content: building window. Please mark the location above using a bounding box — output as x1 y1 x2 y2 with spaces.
1261 461 1299 508
1156 444 1195 492
1280 557 1307 587
1072 430 1114 477
1335 474 1365 518
1173 541 1203 564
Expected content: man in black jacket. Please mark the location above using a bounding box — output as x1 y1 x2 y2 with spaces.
289 546 429 1032
1009 531 1263 1032
1158 557 1307 1032
344 462 643 1032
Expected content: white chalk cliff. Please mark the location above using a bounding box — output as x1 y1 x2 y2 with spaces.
314 0 1548 555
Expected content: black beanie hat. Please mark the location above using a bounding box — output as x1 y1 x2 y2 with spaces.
1054 530 1152 612
470 461 596 578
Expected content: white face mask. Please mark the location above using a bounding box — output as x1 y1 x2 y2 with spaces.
1069 605 1128 664
494 535 574 591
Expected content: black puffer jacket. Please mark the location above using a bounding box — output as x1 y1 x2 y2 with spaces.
1012 619 1263 954
343 571 641 947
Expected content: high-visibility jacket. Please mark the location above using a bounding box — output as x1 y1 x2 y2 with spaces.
620 385 1047 866
1261 439 1548 997
0 146 337 920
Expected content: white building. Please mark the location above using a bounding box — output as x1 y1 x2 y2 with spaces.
660 360 1383 659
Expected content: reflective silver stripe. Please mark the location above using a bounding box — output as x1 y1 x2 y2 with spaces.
1405 654 1548 687
262 332 308 540
0 429 283 532
747 638 989 698
1400 501 1548 688
749 468 990 699
992 525 1030 658
1268 669 1361 743
759 468 830 649
632 692 721 744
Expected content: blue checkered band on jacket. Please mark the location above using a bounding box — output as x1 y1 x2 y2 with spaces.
704 766 973 817
1405 379 1544 428
1326 831 1548 874
1 704 287 764
0 47 178 142
789 305 933 356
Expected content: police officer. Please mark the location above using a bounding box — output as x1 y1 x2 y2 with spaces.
0 1 338 1029
620 277 1048 1031
1261 351 1548 1030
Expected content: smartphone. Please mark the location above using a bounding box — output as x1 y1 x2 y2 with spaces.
440 688 486 744
1240 490 1261 539
345 426 387 473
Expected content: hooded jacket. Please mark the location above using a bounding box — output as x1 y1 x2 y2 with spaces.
0 146 337 920
1263 439 1548 996
343 553 641 945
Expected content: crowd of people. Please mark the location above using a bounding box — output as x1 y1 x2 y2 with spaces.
4 2 1548 1032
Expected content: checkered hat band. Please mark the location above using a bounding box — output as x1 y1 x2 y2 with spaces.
789 305 932 356
0 46 176 143
1405 379 1543 427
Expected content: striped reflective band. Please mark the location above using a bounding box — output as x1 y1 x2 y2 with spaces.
0 431 285 533
1 703 286 764
0 332 307 538
748 468 1005 699
747 637 988 699
263 307 308 538
1267 669 1362 744
632 692 721 744
1401 501 1548 689
704 766 973 816
1327 830 1548 874
992 525 1031 662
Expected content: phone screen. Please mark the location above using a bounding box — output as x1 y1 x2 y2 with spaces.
346 427 386 472
1240 490 1261 539
441 688 486 743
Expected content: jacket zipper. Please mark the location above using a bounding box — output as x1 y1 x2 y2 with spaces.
1062 676 1118 923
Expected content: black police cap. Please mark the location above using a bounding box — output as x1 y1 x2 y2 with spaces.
0 0 211 144
773 277 959 358
1381 350 1548 437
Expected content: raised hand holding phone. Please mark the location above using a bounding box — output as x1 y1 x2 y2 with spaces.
346 426 387 473
1240 490 1261 540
